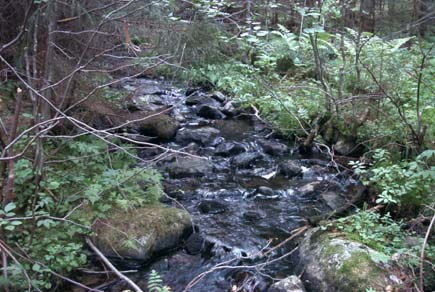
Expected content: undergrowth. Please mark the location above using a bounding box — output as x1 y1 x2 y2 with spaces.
0 137 163 290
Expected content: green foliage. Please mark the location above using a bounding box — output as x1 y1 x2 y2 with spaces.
351 149 435 206
147 270 172 292
1 137 163 290
332 208 404 254
326 207 435 284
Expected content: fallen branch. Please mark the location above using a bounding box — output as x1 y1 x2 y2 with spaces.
85 238 144 292
420 212 435 292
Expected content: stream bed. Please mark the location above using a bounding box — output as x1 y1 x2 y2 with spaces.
105 78 361 292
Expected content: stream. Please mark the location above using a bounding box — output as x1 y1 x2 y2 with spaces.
105 78 361 292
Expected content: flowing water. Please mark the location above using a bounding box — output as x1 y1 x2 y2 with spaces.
104 78 360 292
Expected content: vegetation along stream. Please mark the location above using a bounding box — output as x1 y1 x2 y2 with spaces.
0 1 434 292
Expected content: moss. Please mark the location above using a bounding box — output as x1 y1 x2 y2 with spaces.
92 206 191 259
311 231 391 292
334 251 387 292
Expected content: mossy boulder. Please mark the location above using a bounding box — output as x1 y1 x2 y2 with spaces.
92 206 192 262
297 228 401 292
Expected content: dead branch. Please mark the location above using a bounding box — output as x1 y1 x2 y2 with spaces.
419 212 435 292
86 238 144 292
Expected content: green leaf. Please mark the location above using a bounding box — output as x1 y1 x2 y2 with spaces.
4 202 16 213
32 263 42 272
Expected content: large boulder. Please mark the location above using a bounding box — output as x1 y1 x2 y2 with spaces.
297 228 401 292
268 276 306 292
77 98 178 140
92 206 192 262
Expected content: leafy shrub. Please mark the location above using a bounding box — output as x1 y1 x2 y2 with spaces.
1 137 163 290
351 149 435 206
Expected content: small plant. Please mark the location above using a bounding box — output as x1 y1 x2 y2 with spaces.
147 270 171 292
329 207 405 255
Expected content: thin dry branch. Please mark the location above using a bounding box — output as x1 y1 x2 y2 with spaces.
419 212 435 292
86 238 144 292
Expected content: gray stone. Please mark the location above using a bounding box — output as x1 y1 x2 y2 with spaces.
92 207 192 262
258 139 289 156
167 157 213 178
184 232 205 255
137 114 179 140
231 152 262 168
210 91 227 102
298 181 322 195
297 228 401 292
257 186 275 196
321 192 346 210
268 276 306 292
215 142 246 157
185 94 221 107
198 105 226 119
198 199 228 214
221 101 238 116
128 94 165 112
175 127 221 146
279 161 302 177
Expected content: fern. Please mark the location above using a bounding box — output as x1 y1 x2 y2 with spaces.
147 270 171 292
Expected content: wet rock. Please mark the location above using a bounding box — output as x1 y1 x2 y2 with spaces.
185 232 205 255
185 94 221 108
198 105 226 120
279 161 302 177
137 113 178 140
198 199 228 214
215 142 246 157
231 152 262 168
333 139 356 156
301 165 330 180
257 186 275 196
135 83 165 95
92 207 192 262
211 91 227 103
167 157 213 178
321 192 347 210
243 210 266 221
258 139 289 156
175 127 221 146
221 101 238 116
268 276 306 292
127 94 165 112
297 228 401 292
298 181 322 195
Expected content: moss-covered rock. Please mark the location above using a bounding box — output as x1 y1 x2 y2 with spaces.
297 228 401 292
92 206 192 262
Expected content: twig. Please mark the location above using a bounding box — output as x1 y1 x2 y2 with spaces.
262 226 308 256
419 212 435 292
86 238 144 292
